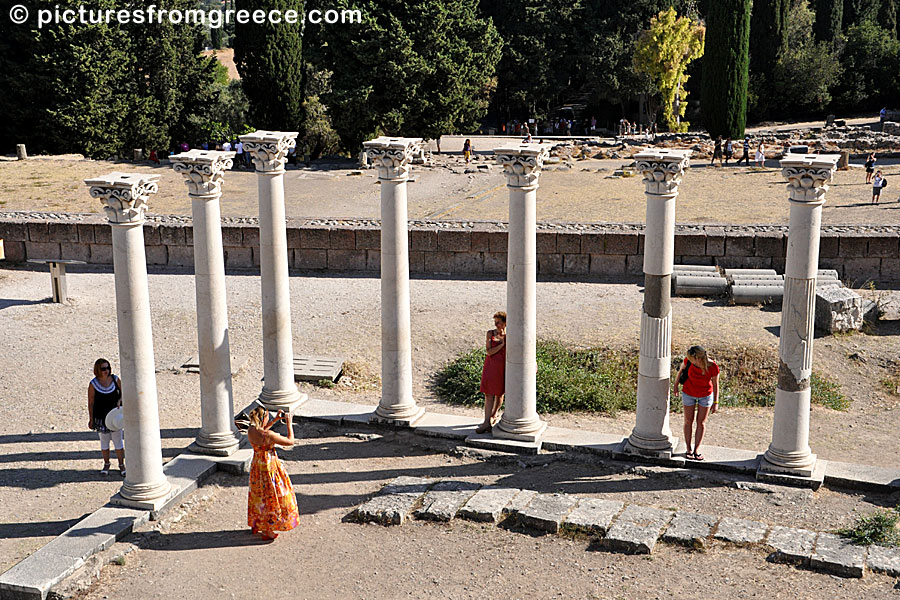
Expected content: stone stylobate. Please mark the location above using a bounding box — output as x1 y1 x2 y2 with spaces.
170 150 243 456
492 143 551 443
364 137 425 425
760 154 840 484
625 148 691 459
84 172 173 509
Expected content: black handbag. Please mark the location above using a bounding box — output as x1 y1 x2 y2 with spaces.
678 362 690 384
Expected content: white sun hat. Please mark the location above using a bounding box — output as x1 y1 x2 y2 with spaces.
105 407 125 432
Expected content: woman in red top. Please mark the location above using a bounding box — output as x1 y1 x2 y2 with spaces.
476 311 506 434
673 346 720 461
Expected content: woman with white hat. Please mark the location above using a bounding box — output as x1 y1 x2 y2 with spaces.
88 358 125 476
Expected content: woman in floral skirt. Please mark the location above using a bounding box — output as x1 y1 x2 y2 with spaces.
246 407 300 540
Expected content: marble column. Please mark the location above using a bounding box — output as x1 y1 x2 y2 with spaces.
364 137 425 425
492 144 550 443
170 150 242 456
240 131 307 412
85 172 173 509
761 154 840 479
625 149 692 458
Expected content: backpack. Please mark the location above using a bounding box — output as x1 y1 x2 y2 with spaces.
882 178 888 189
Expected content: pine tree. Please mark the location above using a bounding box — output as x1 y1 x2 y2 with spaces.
701 0 752 138
233 0 304 132
813 0 844 41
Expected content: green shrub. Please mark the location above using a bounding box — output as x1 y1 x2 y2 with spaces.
838 507 900 547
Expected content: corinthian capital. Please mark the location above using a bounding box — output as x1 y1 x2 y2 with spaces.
633 148 692 197
363 136 423 181
170 150 235 198
781 154 840 204
240 130 298 174
84 172 159 225
494 143 551 189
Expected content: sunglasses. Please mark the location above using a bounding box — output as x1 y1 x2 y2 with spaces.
100 366 111 372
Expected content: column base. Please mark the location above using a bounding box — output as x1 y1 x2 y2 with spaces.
622 435 678 459
258 390 308 413
492 419 547 444
112 481 177 511
757 456 826 490
371 405 425 427
188 436 242 457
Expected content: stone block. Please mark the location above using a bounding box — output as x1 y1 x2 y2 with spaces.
866 545 900 577
879 258 900 282
705 229 726 256
184 226 194 247
300 228 329 249
355 476 435 525
488 232 508 253
413 480 481 522
25 241 60 260
409 230 437 251
815 286 864 333
810 533 866 578
838 236 868 258
561 498 623 535
327 249 366 271
517 493 579 533
713 516 768 545
224 247 253 269
557 233 581 254
843 258 880 285
47 222 78 243
637 235 645 254
625 254 644 275
604 232 638 255
674 234 706 256
563 254 589 275
75 224 95 244
740 256 773 269
483 252 507 274
537 253 563 275
424 251 455 274
285 227 300 249
408 251 425 273
754 232 785 258
89 244 113 264
0 550 84 600
93 224 112 245
242 227 260 248
329 229 356 249
158 225 186 247
145 245 168 266
725 234 754 257
3 240 25 262
662 513 717 547
867 236 899 258
60 242 90 262
167 245 194 267
27 222 50 242
581 233 604 254
766 525 815 565
540 427 624 456
437 230 471 252
603 504 673 554
366 250 381 271
142 224 161 246
818 234 839 258
458 487 521 523
220 226 243 247
502 489 538 516
536 232 557 254
355 229 381 250
676 255 714 266
453 251 483 274
590 254 626 275
293 249 327 270
0 221 28 241
470 231 492 251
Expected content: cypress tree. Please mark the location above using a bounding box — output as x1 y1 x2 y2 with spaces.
878 0 898 37
233 0 304 131
750 0 790 75
701 0 752 138
844 0 880 26
813 0 844 41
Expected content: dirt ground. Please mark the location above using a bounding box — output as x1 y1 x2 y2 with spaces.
3 267 900 589
2 154 899 225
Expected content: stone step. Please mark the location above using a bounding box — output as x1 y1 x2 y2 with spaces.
602 505 673 554
713 516 769 545
661 512 718 547
516 493 579 534
810 533 867 578
414 481 482 522
561 498 624 535
766 525 816 565
866 545 900 577
355 476 435 525
457 486 522 523
502 489 538 517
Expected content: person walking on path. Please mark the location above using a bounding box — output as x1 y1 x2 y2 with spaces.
247 407 300 541
476 311 506 434
872 171 886 204
711 136 723 167
724 137 734 165
865 153 877 184
462 139 473 164
755 143 766 168
738 136 751 166
673 346 719 461
87 358 125 477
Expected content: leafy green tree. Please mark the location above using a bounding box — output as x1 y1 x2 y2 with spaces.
813 0 844 41
701 0 752 138
233 0 304 131
832 19 900 111
633 8 705 132
844 0 882 26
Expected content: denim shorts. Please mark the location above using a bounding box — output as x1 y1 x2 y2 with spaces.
681 392 714 408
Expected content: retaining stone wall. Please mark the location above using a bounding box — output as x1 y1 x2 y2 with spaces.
2 214 899 285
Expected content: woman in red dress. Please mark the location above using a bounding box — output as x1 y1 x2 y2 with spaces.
476 311 506 434
246 407 300 540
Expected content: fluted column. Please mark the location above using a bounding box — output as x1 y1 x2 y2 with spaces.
85 172 173 509
364 137 425 425
761 154 839 478
240 130 307 412
492 144 550 443
171 150 242 456
625 149 691 458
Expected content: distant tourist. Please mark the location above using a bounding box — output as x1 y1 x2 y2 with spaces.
476 311 506 434
737 136 751 166
590 115 597 133
234 139 244 168
881 107 887 120
463 138 473 163
865 153 876 184
872 170 886 204
246 407 300 541
179 141 189 152
724 137 734 165
673 346 719 461
524 132 533 143
87 359 125 477
148 150 160 165
222 140 232 152
755 143 765 168
201 141 209 151
711 136 723 167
